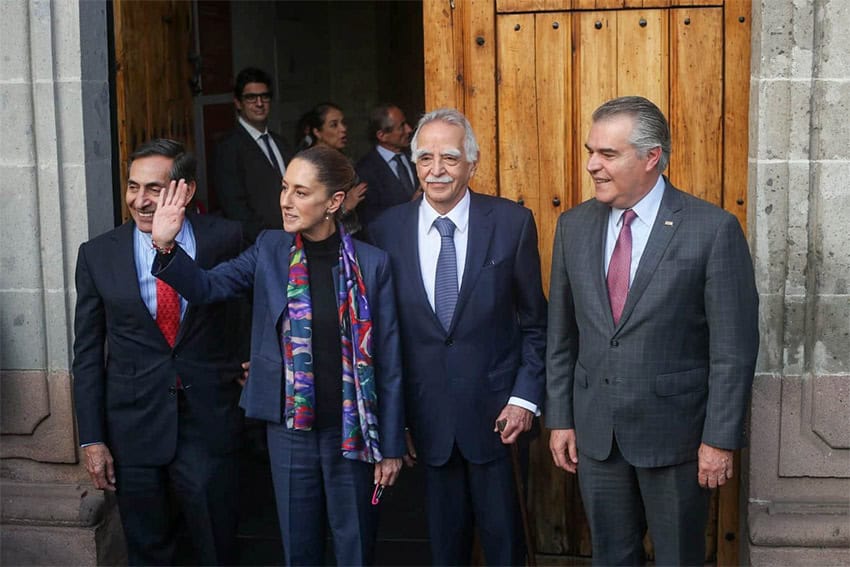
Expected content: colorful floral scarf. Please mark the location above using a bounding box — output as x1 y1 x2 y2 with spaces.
282 224 382 463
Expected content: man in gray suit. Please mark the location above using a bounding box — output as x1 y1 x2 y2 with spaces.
546 96 759 566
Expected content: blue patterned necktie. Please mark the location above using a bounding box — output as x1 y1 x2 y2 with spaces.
261 133 282 175
433 217 458 331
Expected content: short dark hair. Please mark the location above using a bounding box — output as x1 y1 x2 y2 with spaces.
233 67 273 99
367 103 399 143
294 145 356 220
306 102 343 143
128 138 197 183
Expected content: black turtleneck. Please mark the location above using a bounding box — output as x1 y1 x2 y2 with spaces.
302 231 343 429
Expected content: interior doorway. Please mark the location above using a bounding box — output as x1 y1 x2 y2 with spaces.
192 0 426 214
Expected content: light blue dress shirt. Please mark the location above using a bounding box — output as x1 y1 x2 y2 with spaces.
134 219 196 320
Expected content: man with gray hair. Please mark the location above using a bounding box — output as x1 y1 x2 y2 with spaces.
369 108 547 564
546 96 759 565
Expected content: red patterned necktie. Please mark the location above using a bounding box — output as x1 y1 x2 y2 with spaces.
156 279 182 388
607 209 637 326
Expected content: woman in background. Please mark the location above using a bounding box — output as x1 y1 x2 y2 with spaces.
308 102 367 231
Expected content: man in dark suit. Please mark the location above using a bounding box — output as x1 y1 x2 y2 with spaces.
356 103 418 228
370 108 547 565
546 96 759 566
72 139 244 565
214 67 292 243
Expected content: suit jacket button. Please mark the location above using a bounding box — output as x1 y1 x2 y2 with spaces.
604 378 610 384
168 385 177 395
610 339 619 347
445 338 454 346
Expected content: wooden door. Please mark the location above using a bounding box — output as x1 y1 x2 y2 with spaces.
424 0 751 563
113 0 196 221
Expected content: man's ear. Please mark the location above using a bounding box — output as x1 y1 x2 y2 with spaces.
233 96 243 112
185 181 198 203
645 146 662 172
375 129 388 144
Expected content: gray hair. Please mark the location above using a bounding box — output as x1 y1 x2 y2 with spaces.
592 96 671 172
410 108 479 163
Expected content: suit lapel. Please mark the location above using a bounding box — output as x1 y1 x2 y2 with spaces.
615 181 683 332
112 222 164 338
238 123 280 176
588 202 615 328
451 192 494 333
268 232 294 327
399 201 438 329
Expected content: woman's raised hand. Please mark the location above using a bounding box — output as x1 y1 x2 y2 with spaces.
152 179 190 248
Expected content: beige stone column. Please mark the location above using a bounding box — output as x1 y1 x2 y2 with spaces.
747 0 850 564
0 1 122 564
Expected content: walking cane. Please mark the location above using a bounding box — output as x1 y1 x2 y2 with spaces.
497 419 537 567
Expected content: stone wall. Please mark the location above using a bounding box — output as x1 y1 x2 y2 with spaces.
747 0 850 563
0 1 122 564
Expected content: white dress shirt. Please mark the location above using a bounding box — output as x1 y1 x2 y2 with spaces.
604 175 666 285
238 116 286 175
417 190 537 414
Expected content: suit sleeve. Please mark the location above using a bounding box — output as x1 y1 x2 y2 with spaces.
508 208 548 407
544 214 578 430
373 252 406 458
702 214 759 449
154 235 261 304
71 244 107 445
214 138 265 242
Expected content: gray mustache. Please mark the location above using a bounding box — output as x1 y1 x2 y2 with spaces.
425 176 453 183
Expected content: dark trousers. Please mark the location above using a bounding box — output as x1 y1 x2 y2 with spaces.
578 437 711 566
266 423 377 566
114 396 239 566
424 446 522 566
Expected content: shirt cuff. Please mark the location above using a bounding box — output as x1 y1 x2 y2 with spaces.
80 442 104 448
508 396 540 416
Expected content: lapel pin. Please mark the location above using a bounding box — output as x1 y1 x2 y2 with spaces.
664 220 674 226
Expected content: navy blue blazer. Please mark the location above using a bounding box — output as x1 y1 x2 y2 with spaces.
369 192 548 466
154 229 406 459
72 214 244 466
356 146 418 228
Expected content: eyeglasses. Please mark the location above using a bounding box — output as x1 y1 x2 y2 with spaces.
241 92 272 104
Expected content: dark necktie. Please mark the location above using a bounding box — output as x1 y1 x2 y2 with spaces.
261 133 282 175
607 209 637 326
393 154 415 196
433 217 458 331
156 278 182 388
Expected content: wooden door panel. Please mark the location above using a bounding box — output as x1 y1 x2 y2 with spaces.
669 7 723 205
113 0 194 221
616 9 669 115
533 12 572 294
496 13 540 211
463 0 499 196
573 12 618 203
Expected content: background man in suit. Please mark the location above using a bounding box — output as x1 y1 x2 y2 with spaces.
214 66 292 243
356 103 418 228
370 108 547 565
73 139 244 565
546 96 759 566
